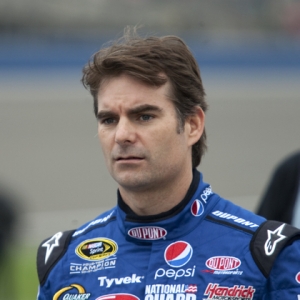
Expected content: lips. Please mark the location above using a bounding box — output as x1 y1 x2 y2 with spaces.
116 156 143 161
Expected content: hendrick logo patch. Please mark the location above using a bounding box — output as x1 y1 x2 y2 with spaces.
75 238 118 261
204 283 255 300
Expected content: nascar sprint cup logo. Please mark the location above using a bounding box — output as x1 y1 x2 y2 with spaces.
75 238 118 261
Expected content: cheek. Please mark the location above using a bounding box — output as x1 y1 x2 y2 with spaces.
98 132 111 155
152 131 180 157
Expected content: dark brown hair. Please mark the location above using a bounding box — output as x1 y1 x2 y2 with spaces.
82 28 208 167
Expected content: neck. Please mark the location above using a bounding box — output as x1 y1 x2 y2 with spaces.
119 168 194 216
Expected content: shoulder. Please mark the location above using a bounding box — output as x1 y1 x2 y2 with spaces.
206 197 266 234
250 220 300 277
206 198 300 277
37 208 116 286
72 208 116 238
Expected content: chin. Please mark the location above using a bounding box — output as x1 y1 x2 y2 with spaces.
114 174 150 191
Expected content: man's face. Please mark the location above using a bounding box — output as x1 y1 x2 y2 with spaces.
97 75 197 193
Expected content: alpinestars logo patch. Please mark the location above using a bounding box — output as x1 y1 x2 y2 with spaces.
42 232 63 264
264 224 286 256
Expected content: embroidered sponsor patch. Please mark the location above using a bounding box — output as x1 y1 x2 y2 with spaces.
164 241 193 268
70 256 117 274
145 284 197 300
96 294 139 300
53 284 90 300
191 199 204 217
206 256 241 271
296 272 300 284
202 256 243 275
203 283 255 300
154 266 196 281
98 274 144 288
75 238 118 261
73 211 115 237
128 226 167 240
264 223 286 256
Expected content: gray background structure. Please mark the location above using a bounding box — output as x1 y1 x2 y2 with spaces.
0 0 300 246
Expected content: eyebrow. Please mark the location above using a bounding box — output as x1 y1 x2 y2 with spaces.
127 104 163 115
97 104 163 120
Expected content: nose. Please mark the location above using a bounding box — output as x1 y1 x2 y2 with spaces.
115 119 136 145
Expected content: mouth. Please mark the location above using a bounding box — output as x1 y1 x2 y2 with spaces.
116 156 144 161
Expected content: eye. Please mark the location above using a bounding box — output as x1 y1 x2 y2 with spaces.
139 114 153 121
101 118 116 125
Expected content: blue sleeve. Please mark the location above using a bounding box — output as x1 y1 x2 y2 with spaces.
37 285 51 300
263 239 300 298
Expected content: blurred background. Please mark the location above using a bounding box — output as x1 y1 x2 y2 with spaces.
0 1 300 299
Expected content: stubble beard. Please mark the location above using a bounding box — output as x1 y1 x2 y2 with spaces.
111 163 158 193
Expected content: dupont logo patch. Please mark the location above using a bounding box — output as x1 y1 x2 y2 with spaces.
96 294 139 300
75 238 118 261
206 256 241 271
128 226 167 240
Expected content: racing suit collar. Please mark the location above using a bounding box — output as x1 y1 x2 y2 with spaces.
117 169 217 242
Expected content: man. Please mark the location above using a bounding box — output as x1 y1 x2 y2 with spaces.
37 30 300 300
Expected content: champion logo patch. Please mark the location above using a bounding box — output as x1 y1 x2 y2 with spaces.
164 241 193 268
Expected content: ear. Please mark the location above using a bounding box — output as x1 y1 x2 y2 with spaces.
185 107 205 147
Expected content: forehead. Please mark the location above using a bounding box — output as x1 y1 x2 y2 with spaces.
97 75 173 110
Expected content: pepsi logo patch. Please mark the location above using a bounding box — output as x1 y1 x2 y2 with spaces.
164 241 193 268
128 226 167 240
191 199 204 217
96 294 139 300
296 272 300 284
206 256 241 271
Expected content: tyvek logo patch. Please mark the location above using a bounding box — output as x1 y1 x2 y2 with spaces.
164 241 193 268
191 199 204 217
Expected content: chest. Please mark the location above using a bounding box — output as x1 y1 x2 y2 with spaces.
55 233 265 300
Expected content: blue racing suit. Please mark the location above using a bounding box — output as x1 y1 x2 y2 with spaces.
37 170 300 300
